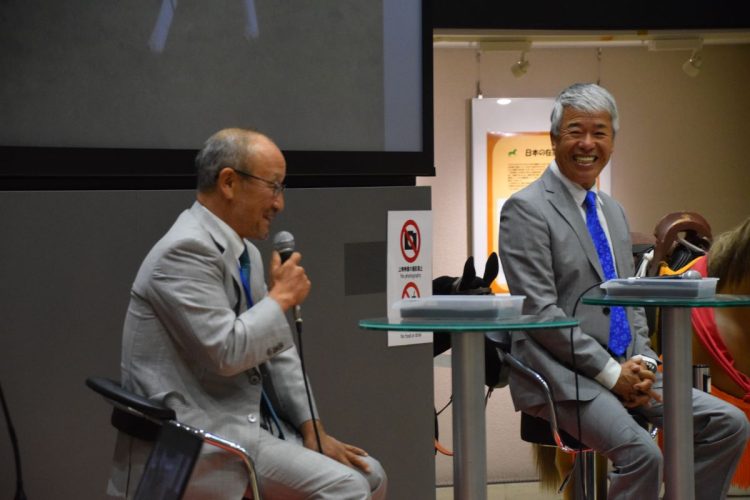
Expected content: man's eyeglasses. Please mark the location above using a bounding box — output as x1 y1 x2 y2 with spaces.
231 168 286 196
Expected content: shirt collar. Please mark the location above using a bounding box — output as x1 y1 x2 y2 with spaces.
549 160 599 209
195 202 246 261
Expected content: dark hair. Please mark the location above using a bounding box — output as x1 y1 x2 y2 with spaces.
194 129 255 192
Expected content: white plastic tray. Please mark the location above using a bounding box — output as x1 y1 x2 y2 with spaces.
392 295 525 320
600 277 719 298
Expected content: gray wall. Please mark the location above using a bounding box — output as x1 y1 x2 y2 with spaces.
0 186 434 499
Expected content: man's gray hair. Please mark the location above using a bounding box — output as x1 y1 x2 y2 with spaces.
195 129 254 192
550 83 619 138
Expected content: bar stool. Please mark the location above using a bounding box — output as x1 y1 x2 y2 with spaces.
486 332 658 500
486 331 599 499
85 376 262 500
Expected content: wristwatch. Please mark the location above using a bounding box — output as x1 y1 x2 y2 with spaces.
633 354 657 372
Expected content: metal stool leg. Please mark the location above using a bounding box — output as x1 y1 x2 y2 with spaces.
566 450 605 500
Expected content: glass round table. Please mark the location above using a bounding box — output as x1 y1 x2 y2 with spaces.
359 315 578 500
582 291 750 500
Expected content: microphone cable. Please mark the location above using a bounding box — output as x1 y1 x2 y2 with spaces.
271 231 322 452
0 380 28 500
568 279 605 500
436 394 453 416
294 318 323 454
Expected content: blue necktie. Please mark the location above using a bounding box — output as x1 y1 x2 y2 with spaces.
584 191 631 356
239 248 253 307
238 247 285 439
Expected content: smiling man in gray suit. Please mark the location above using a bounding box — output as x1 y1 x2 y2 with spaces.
498 83 748 499
108 128 386 499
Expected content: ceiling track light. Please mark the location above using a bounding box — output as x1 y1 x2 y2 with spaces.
682 49 704 77
646 37 705 77
511 51 530 77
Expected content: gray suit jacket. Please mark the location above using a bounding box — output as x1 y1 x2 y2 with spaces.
109 202 313 499
499 167 658 411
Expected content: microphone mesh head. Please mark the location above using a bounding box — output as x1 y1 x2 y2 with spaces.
273 231 295 255
681 270 702 280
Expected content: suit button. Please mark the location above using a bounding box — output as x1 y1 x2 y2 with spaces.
266 347 274 356
602 307 611 315
248 374 260 385
247 413 257 423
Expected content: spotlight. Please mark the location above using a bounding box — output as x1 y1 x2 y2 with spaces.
682 49 703 77
510 52 529 78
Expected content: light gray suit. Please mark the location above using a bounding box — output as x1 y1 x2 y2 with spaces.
108 202 385 499
499 167 748 499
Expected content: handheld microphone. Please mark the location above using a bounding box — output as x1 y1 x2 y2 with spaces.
272 231 320 452
272 231 302 323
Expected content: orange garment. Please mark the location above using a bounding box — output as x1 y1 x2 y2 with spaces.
690 257 750 403
690 255 750 487
709 386 750 488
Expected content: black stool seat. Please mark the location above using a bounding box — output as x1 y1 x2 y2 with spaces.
521 412 587 449
86 376 176 441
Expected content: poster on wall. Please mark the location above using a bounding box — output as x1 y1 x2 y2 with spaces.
471 97 611 289
386 210 433 346
486 131 552 292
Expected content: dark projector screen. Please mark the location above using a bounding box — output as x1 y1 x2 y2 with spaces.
0 0 433 188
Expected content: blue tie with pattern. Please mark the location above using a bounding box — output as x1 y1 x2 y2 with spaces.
239 248 252 307
584 191 631 356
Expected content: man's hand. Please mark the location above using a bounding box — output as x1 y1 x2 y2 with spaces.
612 359 662 408
268 251 311 312
299 420 371 473
628 358 662 407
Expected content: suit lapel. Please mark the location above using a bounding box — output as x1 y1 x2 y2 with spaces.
540 169 605 281
227 246 247 312
189 203 247 312
600 195 629 278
